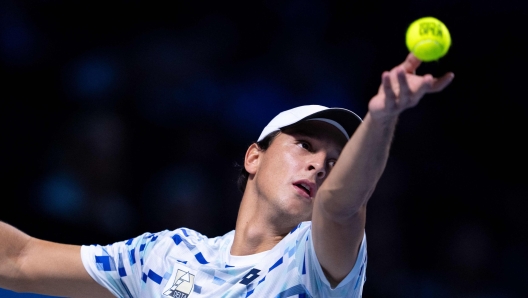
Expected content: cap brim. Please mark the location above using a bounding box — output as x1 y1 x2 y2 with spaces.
301 108 362 139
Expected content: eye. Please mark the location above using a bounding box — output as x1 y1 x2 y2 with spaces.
298 141 311 150
328 160 337 168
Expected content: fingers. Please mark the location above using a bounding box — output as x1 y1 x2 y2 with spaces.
400 52 422 74
430 72 455 93
396 67 411 103
381 65 454 110
382 71 396 100
416 74 435 97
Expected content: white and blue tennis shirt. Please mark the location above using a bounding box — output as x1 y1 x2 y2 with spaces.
81 221 367 297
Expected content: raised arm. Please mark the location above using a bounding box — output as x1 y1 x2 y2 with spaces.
311 53 454 286
0 221 114 298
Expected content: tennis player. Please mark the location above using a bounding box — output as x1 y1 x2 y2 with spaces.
0 53 453 297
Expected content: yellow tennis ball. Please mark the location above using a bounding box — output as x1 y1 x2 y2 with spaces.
406 17 451 62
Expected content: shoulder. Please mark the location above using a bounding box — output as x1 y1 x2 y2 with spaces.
169 228 234 247
82 228 208 255
288 221 312 240
266 221 312 261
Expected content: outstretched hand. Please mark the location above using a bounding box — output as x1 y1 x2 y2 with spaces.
368 53 454 121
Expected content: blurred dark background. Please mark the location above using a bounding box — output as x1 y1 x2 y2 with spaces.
1 0 527 297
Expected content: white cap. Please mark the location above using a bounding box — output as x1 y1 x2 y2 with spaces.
257 105 363 142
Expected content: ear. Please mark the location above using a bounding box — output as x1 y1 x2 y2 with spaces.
244 143 261 175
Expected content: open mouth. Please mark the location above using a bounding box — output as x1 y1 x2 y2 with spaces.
293 182 313 197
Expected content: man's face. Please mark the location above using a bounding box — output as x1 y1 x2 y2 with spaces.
250 120 347 224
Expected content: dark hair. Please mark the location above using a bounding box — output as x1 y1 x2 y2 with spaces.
236 131 281 193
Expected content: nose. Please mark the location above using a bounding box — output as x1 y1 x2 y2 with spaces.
307 153 328 179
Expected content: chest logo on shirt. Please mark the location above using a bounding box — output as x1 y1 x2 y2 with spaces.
163 269 195 298
239 268 261 285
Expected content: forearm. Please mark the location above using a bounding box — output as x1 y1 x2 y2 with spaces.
311 112 397 284
0 221 32 290
0 221 113 297
312 53 453 285
317 112 398 218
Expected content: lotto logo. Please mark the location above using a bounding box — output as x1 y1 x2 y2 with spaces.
239 269 261 285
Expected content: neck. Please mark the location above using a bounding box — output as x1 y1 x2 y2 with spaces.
230 186 296 256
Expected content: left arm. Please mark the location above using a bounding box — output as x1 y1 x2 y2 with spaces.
311 53 454 286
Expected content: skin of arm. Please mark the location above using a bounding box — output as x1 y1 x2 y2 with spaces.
0 221 114 298
311 53 454 286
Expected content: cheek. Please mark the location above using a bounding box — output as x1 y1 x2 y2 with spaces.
260 144 304 182
284 152 299 167
263 152 296 180
281 151 304 175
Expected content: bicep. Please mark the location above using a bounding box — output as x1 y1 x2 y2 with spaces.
311 203 366 287
17 239 114 298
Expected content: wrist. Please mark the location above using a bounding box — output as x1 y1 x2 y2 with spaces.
364 112 399 129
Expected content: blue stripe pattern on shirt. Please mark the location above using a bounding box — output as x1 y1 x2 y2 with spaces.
147 269 163 284
275 284 305 298
195 252 209 264
269 257 283 272
95 255 116 271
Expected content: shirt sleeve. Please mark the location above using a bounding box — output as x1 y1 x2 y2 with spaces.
298 228 367 298
80 231 168 298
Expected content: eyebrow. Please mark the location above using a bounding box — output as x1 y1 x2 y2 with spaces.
284 126 343 143
286 130 344 155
